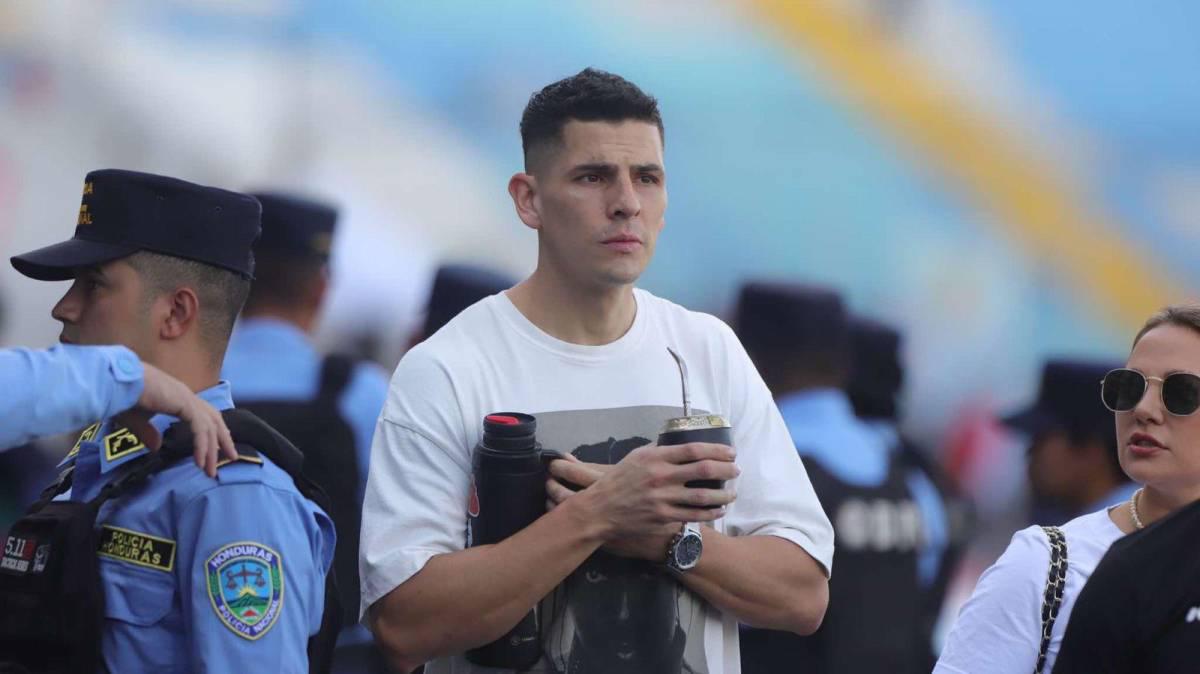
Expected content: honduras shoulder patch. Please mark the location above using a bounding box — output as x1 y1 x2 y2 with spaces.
205 541 284 640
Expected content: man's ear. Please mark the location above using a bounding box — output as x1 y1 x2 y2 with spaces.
508 172 542 231
160 286 200 341
306 268 330 312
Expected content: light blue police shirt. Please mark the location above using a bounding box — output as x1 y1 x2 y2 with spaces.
778 388 948 587
56 381 336 673
0 344 143 450
221 317 389 506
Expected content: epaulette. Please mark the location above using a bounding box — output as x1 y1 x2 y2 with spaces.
215 444 264 469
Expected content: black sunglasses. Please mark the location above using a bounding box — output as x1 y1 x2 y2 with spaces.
1100 368 1200 417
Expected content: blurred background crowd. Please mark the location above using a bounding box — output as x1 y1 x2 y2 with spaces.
1 0 1196 666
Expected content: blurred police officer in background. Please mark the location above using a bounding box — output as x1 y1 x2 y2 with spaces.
846 315 972 669
736 282 927 673
413 263 516 346
1003 358 1133 525
0 169 336 672
220 191 390 672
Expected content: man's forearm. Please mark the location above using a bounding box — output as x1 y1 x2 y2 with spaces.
677 530 829 634
369 494 608 672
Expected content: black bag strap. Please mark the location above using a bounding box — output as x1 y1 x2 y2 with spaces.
1035 525 1068 674
315 354 355 405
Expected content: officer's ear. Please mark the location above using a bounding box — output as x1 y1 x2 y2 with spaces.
306 266 330 311
159 286 200 341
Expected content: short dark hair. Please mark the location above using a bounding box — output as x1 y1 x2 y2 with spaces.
125 250 250 359
520 68 664 172
241 251 325 315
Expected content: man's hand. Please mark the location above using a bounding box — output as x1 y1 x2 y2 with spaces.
113 363 237 477
545 442 738 561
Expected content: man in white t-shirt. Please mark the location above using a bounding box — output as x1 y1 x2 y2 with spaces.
359 68 835 674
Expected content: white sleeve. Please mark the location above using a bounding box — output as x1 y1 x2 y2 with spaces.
933 527 1048 674
715 322 835 576
358 347 472 620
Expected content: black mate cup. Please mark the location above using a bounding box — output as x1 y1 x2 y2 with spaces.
657 414 733 496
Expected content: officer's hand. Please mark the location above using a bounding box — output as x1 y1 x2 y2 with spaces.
116 363 237 477
546 441 738 551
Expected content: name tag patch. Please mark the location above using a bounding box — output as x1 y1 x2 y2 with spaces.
98 525 176 573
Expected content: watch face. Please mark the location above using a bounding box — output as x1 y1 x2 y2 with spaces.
674 533 703 567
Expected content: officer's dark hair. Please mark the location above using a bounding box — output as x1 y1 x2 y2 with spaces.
520 68 664 173
1133 303 1200 347
125 250 250 358
241 251 325 315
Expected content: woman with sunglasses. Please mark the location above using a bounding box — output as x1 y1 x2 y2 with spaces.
934 304 1200 674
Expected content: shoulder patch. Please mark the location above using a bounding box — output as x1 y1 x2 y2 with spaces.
97 525 176 572
205 541 285 640
215 454 264 469
103 427 145 462
67 422 102 460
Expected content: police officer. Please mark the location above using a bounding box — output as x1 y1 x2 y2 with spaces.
1004 358 1134 524
735 282 926 674
1 344 235 471
847 315 970 671
3 169 335 672
220 190 388 670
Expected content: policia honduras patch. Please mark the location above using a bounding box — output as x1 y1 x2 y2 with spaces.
98 525 176 572
206 541 284 640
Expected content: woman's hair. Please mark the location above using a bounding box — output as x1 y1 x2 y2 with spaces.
1134 303 1200 348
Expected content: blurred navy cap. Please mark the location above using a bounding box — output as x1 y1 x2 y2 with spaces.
735 281 848 355
249 191 338 260
423 264 516 338
11 169 261 281
1003 358 1118 437
848 315 904 421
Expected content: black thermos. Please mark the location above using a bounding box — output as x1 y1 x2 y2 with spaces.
465 412 546 670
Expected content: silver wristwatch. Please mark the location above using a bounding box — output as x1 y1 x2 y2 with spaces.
666 522 703 572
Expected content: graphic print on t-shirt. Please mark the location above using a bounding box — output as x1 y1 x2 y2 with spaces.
533 406 710 674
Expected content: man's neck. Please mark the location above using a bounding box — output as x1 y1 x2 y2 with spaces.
242 306 316 336
506 269 637 346
145 345 222 394
1074 475 1123 512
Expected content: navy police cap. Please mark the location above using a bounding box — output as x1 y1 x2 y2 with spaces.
11 169 261 281
735 281 848 354
1003 358 1119 436
423 264 516 339
249 191 338 259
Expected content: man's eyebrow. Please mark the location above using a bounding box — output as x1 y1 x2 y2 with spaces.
569 162 664 174
570 163 618 175
83 265 106 280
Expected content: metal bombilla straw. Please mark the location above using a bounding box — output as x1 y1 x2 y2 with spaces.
667 346 691 417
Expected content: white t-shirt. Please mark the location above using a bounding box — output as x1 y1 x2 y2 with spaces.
360 288 834 674
934 508 1126 674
